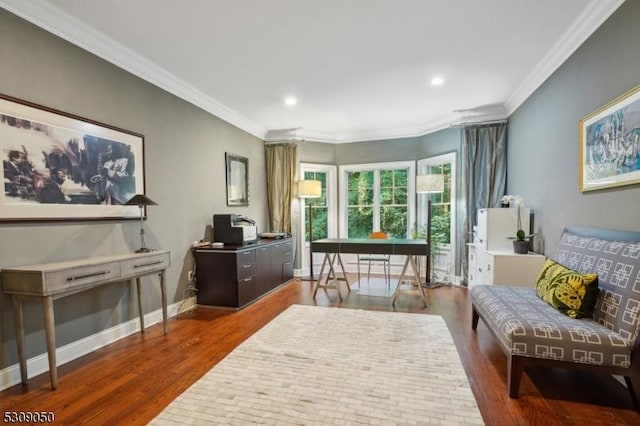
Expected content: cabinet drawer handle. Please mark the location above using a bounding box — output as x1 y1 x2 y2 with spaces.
243 264 252 268
67 270 109 281
134 260 164 268
243 276 253 282
478 267 483 272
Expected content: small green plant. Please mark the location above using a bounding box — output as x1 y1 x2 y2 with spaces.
509 228 536 241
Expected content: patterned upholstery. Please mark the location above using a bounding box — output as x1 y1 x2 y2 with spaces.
471 228 640 367
472 286 632 366
555 232 640 343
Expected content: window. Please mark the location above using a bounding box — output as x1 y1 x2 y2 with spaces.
340 161 415 239
417 153 456 247
299 164 337 274
303 170 328 241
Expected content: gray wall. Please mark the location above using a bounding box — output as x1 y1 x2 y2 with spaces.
0 10 268 369
508 0 640 256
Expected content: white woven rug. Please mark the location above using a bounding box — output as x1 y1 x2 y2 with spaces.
150 305 484 425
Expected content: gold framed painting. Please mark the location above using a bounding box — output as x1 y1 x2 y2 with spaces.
578 84 640 192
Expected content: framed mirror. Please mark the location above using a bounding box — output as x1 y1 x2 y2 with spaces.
225 152 249 206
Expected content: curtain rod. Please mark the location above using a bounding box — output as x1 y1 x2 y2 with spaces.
264 140 301 146
449 119 508 128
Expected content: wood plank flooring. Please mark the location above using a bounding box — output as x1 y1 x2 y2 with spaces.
1 277 639 425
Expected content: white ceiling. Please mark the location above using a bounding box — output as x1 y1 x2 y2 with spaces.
0 0 625 143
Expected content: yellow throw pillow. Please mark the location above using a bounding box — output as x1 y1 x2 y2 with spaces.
535 258 599 319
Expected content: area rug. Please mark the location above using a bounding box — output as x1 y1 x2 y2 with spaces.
149 305 484 425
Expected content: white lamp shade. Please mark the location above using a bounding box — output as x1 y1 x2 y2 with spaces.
298 179 322 198
416 174 444 193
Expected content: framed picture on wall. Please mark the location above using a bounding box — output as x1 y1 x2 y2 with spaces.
225 152 249 206
579 84 640 192
0 93 145 221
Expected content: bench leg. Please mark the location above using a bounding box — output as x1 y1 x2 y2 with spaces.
624 376 640 412
471 306 479 330
507 355 525 398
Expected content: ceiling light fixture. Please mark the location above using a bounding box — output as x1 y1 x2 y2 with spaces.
285 97 298 106
431 76 445 86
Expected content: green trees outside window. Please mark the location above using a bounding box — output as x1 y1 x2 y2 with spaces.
347 171 373 238
303 171 328 241
347 168 409 239
423 163 451 245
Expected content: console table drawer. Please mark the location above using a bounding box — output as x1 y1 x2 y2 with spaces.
45 262 121 293
121 252 170 277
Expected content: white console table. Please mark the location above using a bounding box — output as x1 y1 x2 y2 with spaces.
1 250 170 390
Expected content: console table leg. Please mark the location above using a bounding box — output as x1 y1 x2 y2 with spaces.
135 277 145 333
42 296 57 390
12 296 27 385
160 271 168 335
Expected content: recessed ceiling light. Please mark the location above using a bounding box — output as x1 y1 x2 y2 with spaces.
431 76 445 86
285 97 298 106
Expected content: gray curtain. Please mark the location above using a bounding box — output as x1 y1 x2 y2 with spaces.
459 122 508 284
265 143 298 234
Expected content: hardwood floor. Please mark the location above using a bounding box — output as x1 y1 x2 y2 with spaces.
1 277 639 425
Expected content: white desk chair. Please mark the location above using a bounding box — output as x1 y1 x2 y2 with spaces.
357 231 391 288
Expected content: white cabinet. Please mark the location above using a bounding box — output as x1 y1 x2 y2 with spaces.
468 244 544 288
476 207 529 251
468 208 544 288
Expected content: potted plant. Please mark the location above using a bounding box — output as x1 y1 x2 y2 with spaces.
501 194 536 254
509 229 536 254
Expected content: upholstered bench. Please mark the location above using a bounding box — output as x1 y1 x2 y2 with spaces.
470 226 640 410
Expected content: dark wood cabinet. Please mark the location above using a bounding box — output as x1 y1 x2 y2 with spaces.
194 238 293 309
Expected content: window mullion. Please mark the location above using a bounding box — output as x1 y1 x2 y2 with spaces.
373 170 381 231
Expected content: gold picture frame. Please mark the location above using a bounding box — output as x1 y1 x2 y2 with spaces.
578 84 640 192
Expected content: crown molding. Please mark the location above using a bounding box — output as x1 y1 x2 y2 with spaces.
302 114 456 144
1 0 623 144
504 0 625 115
0 0 267 139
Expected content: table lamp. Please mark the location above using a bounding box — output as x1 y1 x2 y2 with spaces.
416 174 445 286
298 179 322 281
124 194 158 253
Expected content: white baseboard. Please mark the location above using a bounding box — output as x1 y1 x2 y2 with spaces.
0 297 196 392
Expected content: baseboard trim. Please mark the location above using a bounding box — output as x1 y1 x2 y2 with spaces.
0 297 196 392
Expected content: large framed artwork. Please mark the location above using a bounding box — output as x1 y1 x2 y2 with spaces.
0 94 145 221
225 152 249 206
579 84 640 192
